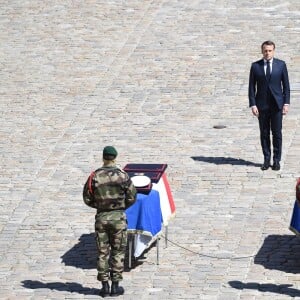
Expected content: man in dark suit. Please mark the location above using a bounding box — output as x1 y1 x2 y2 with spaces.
248 40 290 171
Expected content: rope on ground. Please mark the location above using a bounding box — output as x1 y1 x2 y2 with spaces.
160 234 255 260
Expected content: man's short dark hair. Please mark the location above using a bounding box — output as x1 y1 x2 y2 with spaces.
261 40 275 51
103 154 116 161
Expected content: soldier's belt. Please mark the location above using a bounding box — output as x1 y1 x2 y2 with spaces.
96 209 124 213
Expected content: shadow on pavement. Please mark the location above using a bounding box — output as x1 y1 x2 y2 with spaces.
60 233 145 271
21 280 99 296
25 234 150 295
229 281 300 298
61 233 97 269
191 156 261 167
254 234 300 274
228 281 300 297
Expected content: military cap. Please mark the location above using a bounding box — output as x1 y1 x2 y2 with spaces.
103 146 118 158
131 175 151 187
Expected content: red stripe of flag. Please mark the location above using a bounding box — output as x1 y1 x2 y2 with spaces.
162 173 175 213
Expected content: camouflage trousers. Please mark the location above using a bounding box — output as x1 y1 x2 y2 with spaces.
95 210 127 282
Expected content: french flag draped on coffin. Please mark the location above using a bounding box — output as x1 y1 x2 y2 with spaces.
124 164 175 257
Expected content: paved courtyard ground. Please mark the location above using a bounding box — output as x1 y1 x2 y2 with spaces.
1 0 300 299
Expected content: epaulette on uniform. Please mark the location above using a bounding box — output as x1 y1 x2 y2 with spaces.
117 167 127 175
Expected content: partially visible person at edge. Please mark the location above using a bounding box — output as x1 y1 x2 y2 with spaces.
83 146 137 297
248 40 290 171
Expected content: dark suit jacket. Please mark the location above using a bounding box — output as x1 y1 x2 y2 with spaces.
248 58 290 110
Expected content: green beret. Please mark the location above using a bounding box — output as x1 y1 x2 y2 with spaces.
103 146 118 158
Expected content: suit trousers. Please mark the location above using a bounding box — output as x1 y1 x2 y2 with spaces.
258 102 283 163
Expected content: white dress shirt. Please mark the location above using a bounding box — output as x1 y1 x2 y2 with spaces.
264 58 273 75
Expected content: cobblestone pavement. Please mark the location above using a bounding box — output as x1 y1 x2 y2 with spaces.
1 1 300 299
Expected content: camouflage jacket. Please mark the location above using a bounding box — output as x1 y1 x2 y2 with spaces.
83 163 137 212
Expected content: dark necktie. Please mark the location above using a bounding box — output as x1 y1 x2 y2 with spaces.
266 60 271 81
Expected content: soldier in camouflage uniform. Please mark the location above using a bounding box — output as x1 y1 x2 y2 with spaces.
83 146 137 297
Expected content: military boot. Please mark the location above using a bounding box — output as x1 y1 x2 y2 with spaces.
110 281 124 296
99 281 110 298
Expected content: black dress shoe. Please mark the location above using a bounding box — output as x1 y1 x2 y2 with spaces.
261 162 270 170
272 162 280 171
